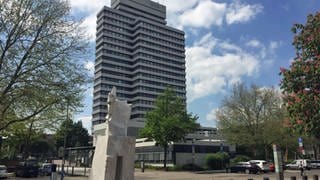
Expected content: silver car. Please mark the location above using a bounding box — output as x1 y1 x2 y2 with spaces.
0 165 8 179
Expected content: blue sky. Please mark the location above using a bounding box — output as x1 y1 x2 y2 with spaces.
70 0 320 133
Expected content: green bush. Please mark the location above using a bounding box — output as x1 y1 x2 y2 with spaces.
230 155 251 165
205 152 229 170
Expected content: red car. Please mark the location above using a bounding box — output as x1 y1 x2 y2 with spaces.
269 163 275 172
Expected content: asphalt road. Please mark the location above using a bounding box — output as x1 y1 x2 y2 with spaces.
9 169 320 180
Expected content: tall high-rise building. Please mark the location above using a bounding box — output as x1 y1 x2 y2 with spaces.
93 0 186 136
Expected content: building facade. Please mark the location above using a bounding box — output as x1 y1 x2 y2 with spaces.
135 127 236 167
93 0 186 136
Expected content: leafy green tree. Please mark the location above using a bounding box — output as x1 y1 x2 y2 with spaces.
216 84 287 159
280 12 320 157
0 0 89 132
55 120 90 149
139 88 198 169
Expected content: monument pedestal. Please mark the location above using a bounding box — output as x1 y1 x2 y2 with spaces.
90 135 135 180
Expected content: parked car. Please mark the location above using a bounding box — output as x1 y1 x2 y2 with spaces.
230 161 260 174
269 163 275 172
39 163 53 176
285 159 311 170
249 160 270 173
15 161 39 177
310 160 320 169
0 165 8 179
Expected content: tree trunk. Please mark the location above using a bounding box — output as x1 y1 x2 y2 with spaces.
163 145 167 170
23 120 34 160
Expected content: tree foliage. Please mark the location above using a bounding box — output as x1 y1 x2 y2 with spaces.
216 84 287 158
139 88 198 168
0 0 89 132
280 12 320 139
55 120 90 149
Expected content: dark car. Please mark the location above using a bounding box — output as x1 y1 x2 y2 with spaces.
230 161 260 174
15 161 39 177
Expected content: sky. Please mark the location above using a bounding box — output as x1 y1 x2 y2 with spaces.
71 0 320 133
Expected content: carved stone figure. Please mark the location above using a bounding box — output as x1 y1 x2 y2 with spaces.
90 87 135 180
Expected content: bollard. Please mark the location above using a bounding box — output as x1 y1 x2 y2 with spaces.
141 161 145 173
71 166 74 176
263 177 269 180
290 176 297 180
84 167 87 176
302 176 308 180
66 166 69 175
313 175 319 180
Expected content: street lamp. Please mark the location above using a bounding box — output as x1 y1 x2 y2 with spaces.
61 99 70 180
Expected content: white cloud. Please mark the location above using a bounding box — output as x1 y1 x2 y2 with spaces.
164 0 198 13
69 0 109 40
179 0 227 28
186 33 260 102
75 115 92 134
246 39 262 48
69 0 108 13
85 60 95 74
206 108 218 121
226 1 263 25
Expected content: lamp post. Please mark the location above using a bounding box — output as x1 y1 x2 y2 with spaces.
61 100 69 180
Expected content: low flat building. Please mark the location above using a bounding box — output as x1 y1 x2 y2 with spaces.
135 127 236 167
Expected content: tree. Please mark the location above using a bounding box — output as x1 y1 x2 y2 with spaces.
216 84 287 159
55 120 90 149
0 0 89 132
139 88 198 169
280 12 320 153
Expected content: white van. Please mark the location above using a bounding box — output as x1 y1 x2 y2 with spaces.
249 160 270 172
285 159 311 170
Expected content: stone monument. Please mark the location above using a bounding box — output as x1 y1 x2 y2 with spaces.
89 87 135 180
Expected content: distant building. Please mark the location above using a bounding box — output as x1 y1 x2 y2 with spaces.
135 127 236 166
93 0 186 136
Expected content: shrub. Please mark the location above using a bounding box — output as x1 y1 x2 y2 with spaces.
230 155 251 165
205 152 229 170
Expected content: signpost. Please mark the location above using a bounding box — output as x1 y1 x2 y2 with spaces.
298 137 305 155
273 144 284 180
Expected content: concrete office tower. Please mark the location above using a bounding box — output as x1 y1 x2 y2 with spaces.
93 0 186 136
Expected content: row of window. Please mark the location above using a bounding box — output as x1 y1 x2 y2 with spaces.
139 34 184 49
103 10 134 22
98 36 131 46
132 107 153 112
103 17 131 27
94 76 131 85
96 56 132 66
135 72 185 84
103 43 131 53
133 52 184 66
97 49 131 59
94 84 132 92
139 47 184 59
138 40 184 54
140 22 184 39
138 65 185 78
131 100 154 105
139 27 184 44
135 59 185 72
102 30 131 40
133 79 185 91
98 22 132 34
